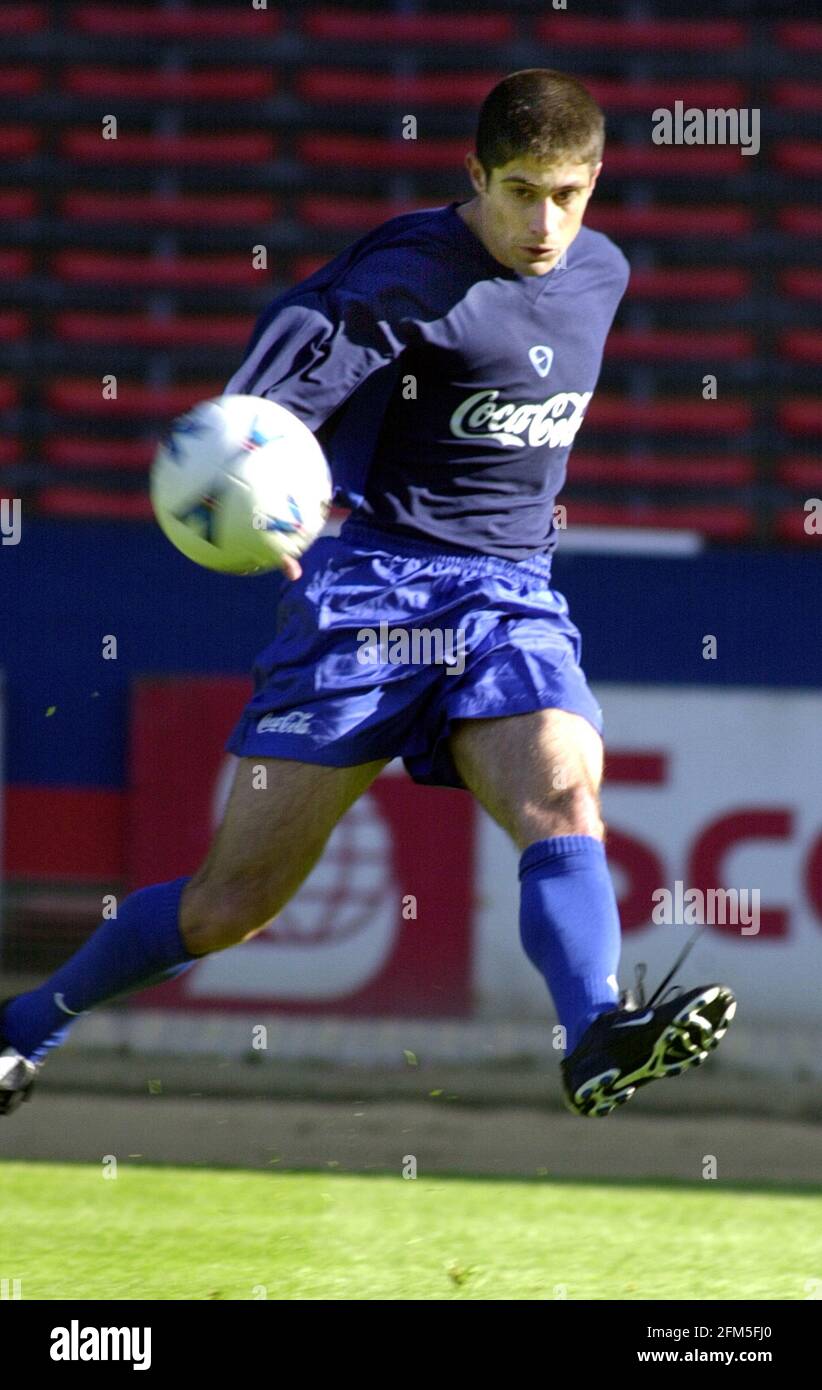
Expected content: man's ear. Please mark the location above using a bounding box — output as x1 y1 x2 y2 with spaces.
588 161 603 195
465 151 487 195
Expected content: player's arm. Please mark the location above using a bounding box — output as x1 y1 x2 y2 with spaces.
226 259 429 429
225 254 431 569
225 253 437 578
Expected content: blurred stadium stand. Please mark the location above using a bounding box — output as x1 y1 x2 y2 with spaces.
0 0 819 540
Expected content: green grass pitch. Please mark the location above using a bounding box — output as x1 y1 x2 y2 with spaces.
4 1160 822 1300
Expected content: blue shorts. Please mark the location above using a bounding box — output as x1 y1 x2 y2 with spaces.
226 519 603 790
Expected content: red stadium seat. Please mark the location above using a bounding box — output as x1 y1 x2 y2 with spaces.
0 311 27 341
779 401 822 435
303 10 514 44
780 331 822 364
301 198 745 243
37 487 154 520
775 510 822 545
570 455 754 486
72 6 281 38
0 438 22 465
627 269 751 299
0 127 39 157
63 67 276 101
584 79 747 109
534 18 747 50
776 23 822 52
607 330 753 361
587 206 752 238
298 134 474 171
781 270 822 301
54 251 262 287
0 69 42 96
776 458 822 488
0 5 44 33
0 190 37 219
298 134 744 175
0 250 33 277
54 312 250 348
773 143 822 175
298 194 432 230
297 70 504 105
61 191 277 226
564 501 754 539
0 380 20 410
586 397 752 432
291 254 331 282
44 438 153 472
778 209 822 235
61 131 276 165
771 83 822 112
298 72 747 111
47 380 225 417
601 147 744 175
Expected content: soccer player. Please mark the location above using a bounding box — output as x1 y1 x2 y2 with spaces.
1 70 735 1119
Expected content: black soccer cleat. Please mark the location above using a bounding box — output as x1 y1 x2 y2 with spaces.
561 983 737 1118
0 1000 39 1116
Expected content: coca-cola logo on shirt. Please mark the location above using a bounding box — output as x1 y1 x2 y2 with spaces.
449 389 593 450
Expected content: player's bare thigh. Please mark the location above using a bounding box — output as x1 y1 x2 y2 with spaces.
181 755 389 953
449 708 604 850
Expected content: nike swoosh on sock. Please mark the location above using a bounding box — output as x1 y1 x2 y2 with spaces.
53 992 85 1017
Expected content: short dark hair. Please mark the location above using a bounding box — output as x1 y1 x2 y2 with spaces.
475 69 605 180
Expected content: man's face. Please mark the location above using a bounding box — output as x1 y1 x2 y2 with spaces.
464 153 601 276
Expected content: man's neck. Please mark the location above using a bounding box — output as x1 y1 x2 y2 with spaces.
456 197 495 261
456 197 479 233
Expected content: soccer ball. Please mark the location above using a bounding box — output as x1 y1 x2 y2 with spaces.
150 394 332 574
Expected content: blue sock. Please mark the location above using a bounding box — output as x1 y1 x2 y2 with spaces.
519 836 622 1055
1 877 197 1063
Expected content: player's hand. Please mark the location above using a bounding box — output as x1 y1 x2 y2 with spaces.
280 555 303 582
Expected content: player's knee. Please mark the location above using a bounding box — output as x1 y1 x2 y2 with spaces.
180 873 284 954
516 781 604 847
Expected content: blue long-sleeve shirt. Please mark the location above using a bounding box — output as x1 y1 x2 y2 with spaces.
226 200 629 559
